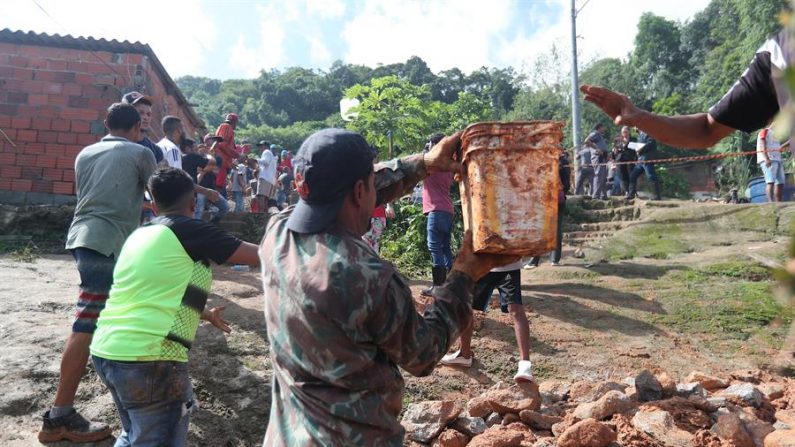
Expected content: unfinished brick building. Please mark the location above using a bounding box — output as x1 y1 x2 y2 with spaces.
0 29 206 204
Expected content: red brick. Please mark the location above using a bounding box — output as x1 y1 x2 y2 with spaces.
67 61 91 73
20 79 44 94
47 59 68 70
53 181 73 195
36 105 60 118
87 98 108 109
28 94 48 106
62 169 75 182
13 68 34 80
81 84 105 97
0 153 15 165
21 166 43 179
57 133 77 145
12 179 32 192
0 42 18 53
43 82 62 95
31 117 51 130
0 66 13 79
63 145 83 157
17 153 37 165
26 143 46 154
0 116 11 128
16 130 37 142
47 95 68 107
44 144 65 156
56 156 75 169
6 91 28 104
38 131 59 144
67 96 89 108
51 119 71 132
60 108 98 121
0 179 11 191
62 83 83 96
35 155 55 168
1 129 16 141
1 166 21 179
11 117 30 129
70 120 89 133
77 134 97 146
32 179 53 193
9 55 28 67
42 167 62 180
28 57 48 70
75 73 93 85
15 104 37 117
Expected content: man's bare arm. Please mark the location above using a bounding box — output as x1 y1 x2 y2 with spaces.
581 85 736 149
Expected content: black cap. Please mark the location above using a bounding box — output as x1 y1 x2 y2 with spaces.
287 129 374 234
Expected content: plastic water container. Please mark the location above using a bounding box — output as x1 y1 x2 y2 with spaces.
747 177 767 203
459 121 564 255
231 265 250 272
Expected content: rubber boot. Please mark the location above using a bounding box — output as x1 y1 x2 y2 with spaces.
420 266 447 297
653 179 662 201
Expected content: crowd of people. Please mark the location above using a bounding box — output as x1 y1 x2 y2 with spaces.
34 22 795 447
574 123 660 200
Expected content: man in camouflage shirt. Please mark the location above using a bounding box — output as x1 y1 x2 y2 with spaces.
259 129 514 446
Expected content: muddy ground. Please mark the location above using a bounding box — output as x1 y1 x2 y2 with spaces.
0 234 791 445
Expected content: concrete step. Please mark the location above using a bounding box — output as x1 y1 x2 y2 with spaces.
565 221 634 232
576 206 642 222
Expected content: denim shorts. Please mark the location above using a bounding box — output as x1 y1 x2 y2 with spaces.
761 160 785 185
71 247 115 333
93 356 194 447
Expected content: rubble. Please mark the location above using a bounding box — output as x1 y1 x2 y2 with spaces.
399 369 795 446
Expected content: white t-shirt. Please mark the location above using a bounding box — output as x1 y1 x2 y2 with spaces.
258 150 277 183
157 137 182 169
757 127 782 164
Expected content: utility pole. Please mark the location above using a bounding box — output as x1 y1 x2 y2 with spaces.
570 0 583 169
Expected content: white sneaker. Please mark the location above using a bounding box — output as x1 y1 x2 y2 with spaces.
440 350 473 367
550 261 560 266
514 360 534 382
523 264 537 270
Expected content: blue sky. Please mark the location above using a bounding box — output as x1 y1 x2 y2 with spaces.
4 0 712 80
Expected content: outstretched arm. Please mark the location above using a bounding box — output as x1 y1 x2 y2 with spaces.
580 85 735 149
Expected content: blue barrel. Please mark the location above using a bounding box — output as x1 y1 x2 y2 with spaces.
747 177 767 203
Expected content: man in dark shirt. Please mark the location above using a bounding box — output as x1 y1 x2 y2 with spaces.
181 138 208 184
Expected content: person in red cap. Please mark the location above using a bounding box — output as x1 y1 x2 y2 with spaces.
213 113 239 200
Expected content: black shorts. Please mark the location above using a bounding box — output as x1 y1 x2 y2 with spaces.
472 270 522 311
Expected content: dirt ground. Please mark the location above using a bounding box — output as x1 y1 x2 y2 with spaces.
0 235 790 445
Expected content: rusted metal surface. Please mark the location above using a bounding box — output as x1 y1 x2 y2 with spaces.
460 121 565 255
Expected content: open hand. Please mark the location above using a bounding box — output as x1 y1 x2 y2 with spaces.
202 306 231 333
580 85 643 127
452 231 520 281
424 132 463 174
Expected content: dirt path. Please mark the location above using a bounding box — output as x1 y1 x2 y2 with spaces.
0 239 788 445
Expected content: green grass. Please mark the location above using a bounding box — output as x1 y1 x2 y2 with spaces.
698 260 772 282
651 277 792 341
601 224 690 261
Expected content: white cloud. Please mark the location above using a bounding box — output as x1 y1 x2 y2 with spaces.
305 0 346 19
308 36 332 67
342 0 514 73
0 0 218 77
228 4 288 77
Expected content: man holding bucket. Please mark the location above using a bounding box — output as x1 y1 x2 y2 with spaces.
258 129 516 445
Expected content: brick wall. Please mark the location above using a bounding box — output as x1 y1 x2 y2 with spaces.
0 42 204 203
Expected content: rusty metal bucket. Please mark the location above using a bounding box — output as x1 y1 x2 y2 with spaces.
459 121 564 255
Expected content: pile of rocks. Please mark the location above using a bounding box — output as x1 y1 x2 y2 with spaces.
401 369 795 447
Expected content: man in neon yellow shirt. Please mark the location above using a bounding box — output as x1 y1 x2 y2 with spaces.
90 167 259 445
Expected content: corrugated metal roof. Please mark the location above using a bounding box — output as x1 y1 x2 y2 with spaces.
0 28 206 132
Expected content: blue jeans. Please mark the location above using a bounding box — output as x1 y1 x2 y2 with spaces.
92 356 194 447
426 211 453 269
629 161 658 184
194 192 229 223
232 191 245 213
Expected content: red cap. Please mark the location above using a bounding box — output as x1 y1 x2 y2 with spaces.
225 113 239 124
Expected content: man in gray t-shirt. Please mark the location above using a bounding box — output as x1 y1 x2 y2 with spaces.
40 103 156 444
584 123 610 200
